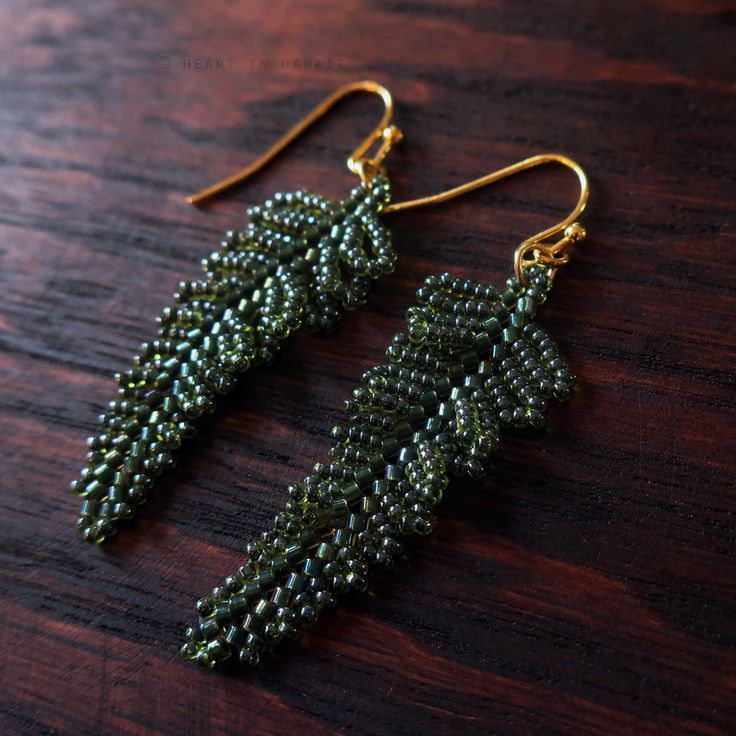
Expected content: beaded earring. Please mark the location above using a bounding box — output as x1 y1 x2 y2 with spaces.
71 81 404 542
180 154 590 669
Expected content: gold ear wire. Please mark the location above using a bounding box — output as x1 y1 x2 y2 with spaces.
187 80 403 206
384 153 589 283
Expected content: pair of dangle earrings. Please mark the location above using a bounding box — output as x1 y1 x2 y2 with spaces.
70 80 589 670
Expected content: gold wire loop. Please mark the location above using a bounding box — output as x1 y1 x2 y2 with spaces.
383 153 589 283
352 124 404 183
514 221 586 280
187 80 400 205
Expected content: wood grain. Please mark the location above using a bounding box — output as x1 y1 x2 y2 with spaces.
1 0 735 734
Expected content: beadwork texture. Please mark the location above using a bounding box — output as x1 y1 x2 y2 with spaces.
71 176 394 542
181 264 575 669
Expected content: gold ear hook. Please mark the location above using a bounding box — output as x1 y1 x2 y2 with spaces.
383 153 589 283
187 80 402 206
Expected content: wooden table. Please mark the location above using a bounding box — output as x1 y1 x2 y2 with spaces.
1 1 734 734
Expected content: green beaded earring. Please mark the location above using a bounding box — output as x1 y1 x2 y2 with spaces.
71 81 404 542
180 154 590 669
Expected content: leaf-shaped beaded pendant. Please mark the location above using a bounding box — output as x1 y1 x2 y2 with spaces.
71 176 394 542
181 263 575 669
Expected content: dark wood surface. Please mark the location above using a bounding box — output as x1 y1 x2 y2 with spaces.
1 1 735 734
